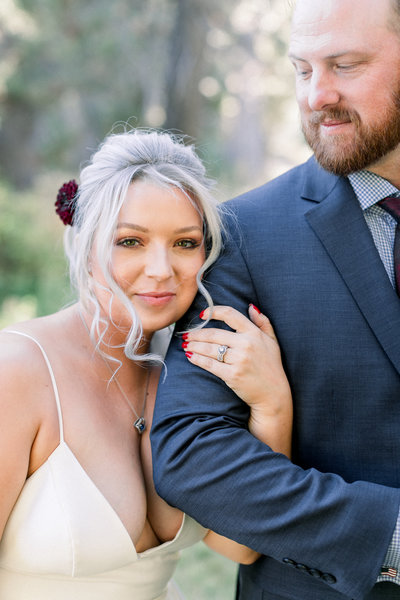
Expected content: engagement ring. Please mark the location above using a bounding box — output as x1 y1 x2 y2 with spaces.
217 345 228 362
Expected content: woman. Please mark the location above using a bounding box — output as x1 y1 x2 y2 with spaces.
0 129 292 599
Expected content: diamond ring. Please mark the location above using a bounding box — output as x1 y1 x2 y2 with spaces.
217 345 228 362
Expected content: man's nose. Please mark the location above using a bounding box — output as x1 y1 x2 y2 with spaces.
307 70 340 112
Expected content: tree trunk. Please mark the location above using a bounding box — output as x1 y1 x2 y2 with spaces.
0 97 38 189
164 0 211 139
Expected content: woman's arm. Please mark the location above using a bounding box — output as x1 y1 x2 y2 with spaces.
182 304 292 455
182 304 293 562
0 334 44 540
245 304 292 457
203 531 260 565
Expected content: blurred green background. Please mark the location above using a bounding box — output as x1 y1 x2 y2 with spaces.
175 542 238 599
0 1 309 596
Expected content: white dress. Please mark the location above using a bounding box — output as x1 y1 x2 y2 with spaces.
0 331 206 599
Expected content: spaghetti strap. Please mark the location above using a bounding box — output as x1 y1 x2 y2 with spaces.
4 330 65 443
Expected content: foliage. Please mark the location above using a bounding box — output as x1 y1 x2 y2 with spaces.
0 1 306 588
0 0 311 322
174 542 238 599
0 176 73 325
0 0 307 189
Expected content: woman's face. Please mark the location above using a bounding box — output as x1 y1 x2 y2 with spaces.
92 180 206 338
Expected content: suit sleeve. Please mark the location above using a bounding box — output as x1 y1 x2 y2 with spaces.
150 215 400 600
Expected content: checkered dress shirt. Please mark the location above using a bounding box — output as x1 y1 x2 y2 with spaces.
348 171 399 288
348 171 400 585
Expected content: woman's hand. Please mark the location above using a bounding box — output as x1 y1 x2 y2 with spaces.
182 304 291 414
182 304 292 456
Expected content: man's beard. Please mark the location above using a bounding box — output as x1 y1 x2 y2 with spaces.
301 94 400 176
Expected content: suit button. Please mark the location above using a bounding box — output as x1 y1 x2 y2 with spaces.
309 568 323 579
295 563 309 572
282 558 296 566
322 573 337 584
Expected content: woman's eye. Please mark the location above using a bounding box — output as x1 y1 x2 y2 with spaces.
117 238 141 248
175 239 200 249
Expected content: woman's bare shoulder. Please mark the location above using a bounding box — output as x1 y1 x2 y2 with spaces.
0 314 62 398
0 306 74 364
0 305 81 407
0 320 59 537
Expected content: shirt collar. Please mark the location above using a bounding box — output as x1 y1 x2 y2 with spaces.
348 171 399 211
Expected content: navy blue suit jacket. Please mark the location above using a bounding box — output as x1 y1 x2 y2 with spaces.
151 157 400 599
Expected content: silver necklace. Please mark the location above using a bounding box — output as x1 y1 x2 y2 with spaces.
101 357 150 434
79 310 150 434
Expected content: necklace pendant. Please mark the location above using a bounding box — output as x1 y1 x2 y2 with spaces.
134 416 146 434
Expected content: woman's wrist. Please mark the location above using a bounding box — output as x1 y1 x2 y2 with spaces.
248 401 292 457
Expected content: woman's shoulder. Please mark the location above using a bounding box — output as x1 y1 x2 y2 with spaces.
1 313 50 356
0 325 49 395
0 327 52 446
0 305 85 398
0 305 75 350
0 310 70 386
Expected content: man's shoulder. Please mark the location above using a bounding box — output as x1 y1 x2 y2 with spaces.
223 156 346 221
221 158 313 225
229 156 314 207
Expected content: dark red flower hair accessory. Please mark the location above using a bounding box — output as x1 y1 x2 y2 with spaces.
55 179 78 225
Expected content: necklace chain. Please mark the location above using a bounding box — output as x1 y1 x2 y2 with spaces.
79 309 150 434
101 357 150 434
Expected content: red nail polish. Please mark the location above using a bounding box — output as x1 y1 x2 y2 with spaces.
250 303 261 314
199 310 205 319
185 352 193 359
182 333 189 341
182 342 189 349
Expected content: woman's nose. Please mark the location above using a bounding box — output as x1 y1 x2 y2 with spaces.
144 247 174 281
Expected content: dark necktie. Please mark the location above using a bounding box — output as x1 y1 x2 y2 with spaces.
377 196 400 296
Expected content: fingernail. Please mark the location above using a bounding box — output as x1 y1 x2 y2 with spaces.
185 352 193 359
182 333 189 341
181 342 189 349
250 303 261 314
199 310 205 319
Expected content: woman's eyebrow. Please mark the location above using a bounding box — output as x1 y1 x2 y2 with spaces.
116 223 202 234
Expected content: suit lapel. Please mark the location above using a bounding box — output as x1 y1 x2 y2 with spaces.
303 160 400 375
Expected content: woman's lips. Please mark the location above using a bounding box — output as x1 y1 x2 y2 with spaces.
135 292 175 307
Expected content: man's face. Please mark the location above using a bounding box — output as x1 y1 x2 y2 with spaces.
289 0 400 176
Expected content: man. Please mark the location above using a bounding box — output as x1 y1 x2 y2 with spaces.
151 0 400 598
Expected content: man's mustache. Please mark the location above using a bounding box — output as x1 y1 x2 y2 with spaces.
307 108 360 126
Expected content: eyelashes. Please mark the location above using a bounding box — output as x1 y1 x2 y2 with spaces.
115 237 202 249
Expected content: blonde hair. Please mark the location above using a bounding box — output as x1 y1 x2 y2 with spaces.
64 128 223 363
